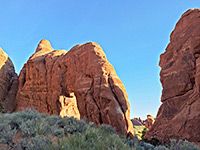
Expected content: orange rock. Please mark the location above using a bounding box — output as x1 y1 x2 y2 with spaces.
16 40 134 137
0 48 18 112
59 92 80 119
35 39 54 53
145 9 200 144
144 115 155 130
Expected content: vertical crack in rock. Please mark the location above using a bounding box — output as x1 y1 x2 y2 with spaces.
90 76 103 124
84 75 103 124
22 70 26 87
45 97 50 113
43 56 51 114
107 74 128 130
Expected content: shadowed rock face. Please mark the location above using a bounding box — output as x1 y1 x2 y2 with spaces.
131 118 145 126
0 48 18 112
16 40 134 136
145 9 200 144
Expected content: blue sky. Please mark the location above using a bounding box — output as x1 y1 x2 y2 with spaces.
0 1 199 119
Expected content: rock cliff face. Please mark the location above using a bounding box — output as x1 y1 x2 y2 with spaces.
0 48 18 112
145 9 200 144
16 40 134 136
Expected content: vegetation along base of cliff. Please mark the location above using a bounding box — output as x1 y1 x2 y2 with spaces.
0 110 199 150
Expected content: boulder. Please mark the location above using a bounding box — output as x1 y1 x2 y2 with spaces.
145 9 200 144
16 40 134 137
0 48 18 112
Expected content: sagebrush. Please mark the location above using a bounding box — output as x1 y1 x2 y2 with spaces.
0 110 199 150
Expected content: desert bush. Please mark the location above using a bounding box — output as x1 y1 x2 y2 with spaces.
133 125 146 140
141 127 148 138
142 137 160 146
0 124 17 149
0 110 199 150
169 139 199 150
154 145 169 150
52 127 134 150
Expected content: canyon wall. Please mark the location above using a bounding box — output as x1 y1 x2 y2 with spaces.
145 9 200 144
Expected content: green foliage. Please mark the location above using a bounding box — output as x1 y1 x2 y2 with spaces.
169 139 200 150
0 110 199 150
134 125 146 140
52 126 132 150
141 127 148 138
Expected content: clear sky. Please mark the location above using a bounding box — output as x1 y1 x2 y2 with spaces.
0 1 199 119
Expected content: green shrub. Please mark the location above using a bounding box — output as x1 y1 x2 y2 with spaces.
141 127 148 138
0 109 199 150
133 125 146 140
52 127 133 150
169 139 200 150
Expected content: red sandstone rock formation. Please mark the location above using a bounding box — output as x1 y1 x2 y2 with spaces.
0 48 18 112
59 92 80 119
16 40 134 136
131 117 145 126
144 115 155 130
145 9 200 144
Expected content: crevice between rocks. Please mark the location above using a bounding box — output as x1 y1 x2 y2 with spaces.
85 74 103 124
107 73 129 131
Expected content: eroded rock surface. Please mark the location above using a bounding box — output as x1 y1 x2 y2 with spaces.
59 92 80 119
145 9 200 144
16 40 134 136
0 48 18 112
144 115 155 130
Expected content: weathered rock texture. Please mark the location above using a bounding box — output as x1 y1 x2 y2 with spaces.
59 92 80 119
144 115 155 130
145 9 200 144
16 40 134 136
0 48 18 112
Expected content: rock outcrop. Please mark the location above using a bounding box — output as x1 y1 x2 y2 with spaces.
0 48 18 112
144 115 155 130
145 9 200 144
131 117 145 126
16 40 134 137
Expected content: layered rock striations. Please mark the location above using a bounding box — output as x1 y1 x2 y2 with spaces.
145 9 200 144
16 40 134 136
0 48 18 112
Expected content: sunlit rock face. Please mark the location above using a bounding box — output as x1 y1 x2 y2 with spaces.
144 115 155 130
59 92 80 119
145 9 200 144
16 40 134 137
0 48 18 112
